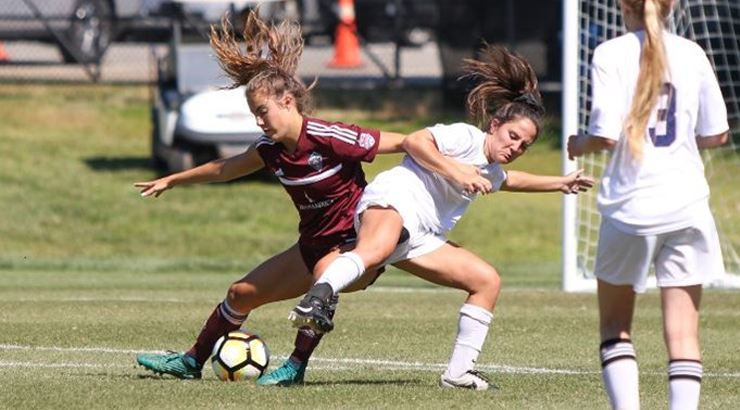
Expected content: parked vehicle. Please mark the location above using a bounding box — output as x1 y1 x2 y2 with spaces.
0 0 287 64
150 8 265 174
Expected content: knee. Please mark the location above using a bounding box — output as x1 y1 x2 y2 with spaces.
355 243 395 270
226 282 257 310
470 266 501 298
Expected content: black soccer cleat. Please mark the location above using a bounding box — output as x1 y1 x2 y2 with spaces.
288 283 335 333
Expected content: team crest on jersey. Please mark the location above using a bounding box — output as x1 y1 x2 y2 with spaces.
358 132 375 150
308 152 323 171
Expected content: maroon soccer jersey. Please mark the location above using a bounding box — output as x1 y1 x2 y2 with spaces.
255 117 381 242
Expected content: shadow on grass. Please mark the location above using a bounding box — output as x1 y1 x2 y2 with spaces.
124 373 429 389
126 373 426 387
84 156 277 182
304 378 427 387
85 156 153 172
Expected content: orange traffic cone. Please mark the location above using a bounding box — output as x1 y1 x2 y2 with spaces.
0 42 9 61
328 0 363 68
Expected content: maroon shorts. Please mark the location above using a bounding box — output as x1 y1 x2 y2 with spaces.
298 232 385 288
298 233 356 272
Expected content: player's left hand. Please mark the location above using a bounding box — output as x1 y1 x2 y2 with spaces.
561 169 594 195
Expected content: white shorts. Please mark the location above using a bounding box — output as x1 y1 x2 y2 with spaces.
594 207 725 293
355 175 447 265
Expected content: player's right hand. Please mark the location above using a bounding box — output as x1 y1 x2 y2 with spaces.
134 178 172 198
567 134 583 160
454 163 492 195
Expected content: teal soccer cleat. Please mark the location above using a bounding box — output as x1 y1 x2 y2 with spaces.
256 359 307 386
137 351 202 380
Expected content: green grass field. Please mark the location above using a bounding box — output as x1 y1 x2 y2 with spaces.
1 85 739 409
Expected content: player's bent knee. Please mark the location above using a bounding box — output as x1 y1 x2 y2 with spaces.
466 266 501 297
226 282 259 309
355 244 394 271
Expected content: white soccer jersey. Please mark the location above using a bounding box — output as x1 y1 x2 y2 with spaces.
367 122 507 235
588 31 728 235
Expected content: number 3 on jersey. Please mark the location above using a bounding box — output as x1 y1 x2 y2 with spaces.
648 83 677 147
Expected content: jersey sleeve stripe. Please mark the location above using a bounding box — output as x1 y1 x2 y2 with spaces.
277 164 344 186
307 121 359 138
306 121 358 142
255 136 275 147
305 129 356 145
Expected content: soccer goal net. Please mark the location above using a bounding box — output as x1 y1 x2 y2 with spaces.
561 0 740 292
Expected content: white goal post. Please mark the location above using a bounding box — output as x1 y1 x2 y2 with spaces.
561 0 740 292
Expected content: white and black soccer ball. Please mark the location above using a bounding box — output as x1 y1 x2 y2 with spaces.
211 330 270 381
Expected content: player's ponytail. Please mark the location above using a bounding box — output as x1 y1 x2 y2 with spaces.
623 0 671 160
209 10 314 114
462 45 545 135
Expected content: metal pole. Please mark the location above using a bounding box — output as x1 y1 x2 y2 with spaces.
561 0 581 292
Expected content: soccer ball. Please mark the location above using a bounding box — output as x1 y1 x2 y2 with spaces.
211 330 270 381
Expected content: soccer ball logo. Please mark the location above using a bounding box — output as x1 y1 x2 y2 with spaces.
211 331 270 381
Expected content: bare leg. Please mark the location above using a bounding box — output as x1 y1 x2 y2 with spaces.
285 243 383 367
662 285 703 410
188 243 311 365
394 242 500 310
313 206 403 293
395 243 499 388
597 280 640 410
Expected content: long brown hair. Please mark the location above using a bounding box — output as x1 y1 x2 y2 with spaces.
461 45 545 134
622 0 672 160
209 10 314 114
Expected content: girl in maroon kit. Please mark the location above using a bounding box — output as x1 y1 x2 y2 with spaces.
134 11 406 385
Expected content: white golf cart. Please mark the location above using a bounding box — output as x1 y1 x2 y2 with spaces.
151 1 285 173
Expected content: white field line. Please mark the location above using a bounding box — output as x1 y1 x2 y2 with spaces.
1 344 739 378
0 362 129 369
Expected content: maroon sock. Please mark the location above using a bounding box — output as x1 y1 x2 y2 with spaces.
289 296 337 365
187 301 247 366
289 327 325 364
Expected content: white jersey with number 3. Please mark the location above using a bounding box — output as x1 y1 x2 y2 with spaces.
588 31 729 235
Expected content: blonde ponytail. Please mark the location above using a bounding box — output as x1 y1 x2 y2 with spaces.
623 0 671 160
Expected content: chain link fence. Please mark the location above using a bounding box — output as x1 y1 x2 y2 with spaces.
0 0 446 85
0 0 564 90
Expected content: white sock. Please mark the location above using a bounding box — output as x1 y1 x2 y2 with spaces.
315 252 365 294
444 303 493 379
668 360 702 410
600 339 640 410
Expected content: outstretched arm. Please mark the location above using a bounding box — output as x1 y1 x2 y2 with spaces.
377 131 407 154
501 169 594 194
134 145 264 197
402 129 492 194
567 134 616 160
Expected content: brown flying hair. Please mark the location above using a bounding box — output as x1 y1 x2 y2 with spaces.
461 45 545 134
209 10 315 114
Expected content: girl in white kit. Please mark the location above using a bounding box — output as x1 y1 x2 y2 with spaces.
567 0 729 408
291 45 594 390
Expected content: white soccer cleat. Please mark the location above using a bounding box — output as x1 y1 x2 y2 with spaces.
439 370 498 391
